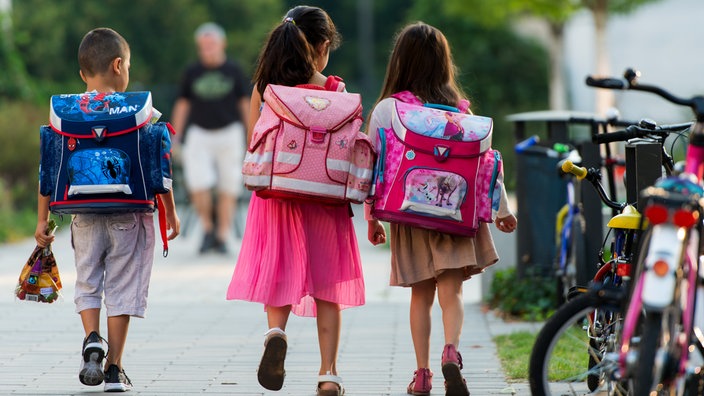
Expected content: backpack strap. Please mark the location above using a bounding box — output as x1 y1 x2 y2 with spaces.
324 75 345 92
391 90 423 105
391 90 471 113
457 98 471 113
295 75 346 92
156 195 169 257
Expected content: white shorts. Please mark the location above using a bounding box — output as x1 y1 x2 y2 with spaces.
182 122 245 195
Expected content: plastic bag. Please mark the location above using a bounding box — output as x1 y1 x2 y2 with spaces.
15 220 62 303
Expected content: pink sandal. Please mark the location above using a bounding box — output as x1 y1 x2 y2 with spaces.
407 367 432 395
441 344 469 396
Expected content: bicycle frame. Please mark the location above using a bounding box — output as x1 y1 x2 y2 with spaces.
556 149 584 302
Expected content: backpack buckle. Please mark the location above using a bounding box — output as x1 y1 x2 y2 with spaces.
309 126 327 143
434 145 450 162
92 125 107 143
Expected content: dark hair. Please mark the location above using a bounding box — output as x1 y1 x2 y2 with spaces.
376 22 466 107
78 28 130 77
253 5 341 96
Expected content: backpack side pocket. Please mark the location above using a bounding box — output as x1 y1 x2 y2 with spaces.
39 126 58 197
345 132 376 204
476 149 503 223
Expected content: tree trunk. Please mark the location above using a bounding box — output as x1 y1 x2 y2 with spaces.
548 21 567 110
592 0 614 117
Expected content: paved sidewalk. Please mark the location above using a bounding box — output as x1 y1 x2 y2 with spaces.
0 205 538 395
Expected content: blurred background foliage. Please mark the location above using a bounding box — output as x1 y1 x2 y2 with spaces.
0 0 555 242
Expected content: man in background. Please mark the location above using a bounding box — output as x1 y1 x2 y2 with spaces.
171 22 250 254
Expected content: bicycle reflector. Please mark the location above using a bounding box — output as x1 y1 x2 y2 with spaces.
673 209 698 228
652 259 670 277
644 204 668 225
653 259 670 277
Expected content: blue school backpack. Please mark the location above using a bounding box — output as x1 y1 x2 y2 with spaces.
39 91 173 214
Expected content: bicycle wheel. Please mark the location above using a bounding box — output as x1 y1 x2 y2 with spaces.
628 298 686 395
632 312 662 395
529 289 628 395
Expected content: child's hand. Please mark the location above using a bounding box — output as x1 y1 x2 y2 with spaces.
165 211 181 240
367 220 387 245
34 220 56 248
495 214 517 233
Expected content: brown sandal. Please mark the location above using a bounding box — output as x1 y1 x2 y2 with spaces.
257 328 287 391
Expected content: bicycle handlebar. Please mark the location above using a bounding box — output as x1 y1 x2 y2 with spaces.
586 68 704 121
585 76 628 90
561 160 625 210
591 122 692 144
561 160 588 180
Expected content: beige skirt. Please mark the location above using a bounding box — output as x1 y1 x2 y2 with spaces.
388 222 499 287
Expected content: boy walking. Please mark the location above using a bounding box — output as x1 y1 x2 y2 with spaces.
34 27 180 392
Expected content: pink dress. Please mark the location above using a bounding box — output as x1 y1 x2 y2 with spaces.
226 194 365 317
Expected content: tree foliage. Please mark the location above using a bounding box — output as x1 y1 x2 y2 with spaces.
7 0 282 106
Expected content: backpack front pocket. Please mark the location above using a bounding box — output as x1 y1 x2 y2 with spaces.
399 168 467 221
67 148 132 195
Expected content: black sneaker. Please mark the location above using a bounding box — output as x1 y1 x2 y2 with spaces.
79 331 106 386
199 231 216 254
213 237 228 254
104 364 132 392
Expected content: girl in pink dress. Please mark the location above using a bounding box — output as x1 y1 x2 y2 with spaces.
226 6 363 396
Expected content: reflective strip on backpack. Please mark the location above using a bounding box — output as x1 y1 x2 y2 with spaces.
270 177 346 197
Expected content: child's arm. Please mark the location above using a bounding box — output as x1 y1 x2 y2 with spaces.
494 183 517 233
35 191 55 247
157 190 180 240
246 87 262 145
364 101 389 246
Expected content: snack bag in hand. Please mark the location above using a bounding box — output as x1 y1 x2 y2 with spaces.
15 220 62 303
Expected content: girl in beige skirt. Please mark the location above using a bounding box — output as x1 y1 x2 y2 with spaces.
365 22 517 396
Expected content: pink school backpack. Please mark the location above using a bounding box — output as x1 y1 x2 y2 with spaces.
369 91 504 237
242 76 375 204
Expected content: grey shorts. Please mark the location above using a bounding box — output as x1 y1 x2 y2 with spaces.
71 212 155 318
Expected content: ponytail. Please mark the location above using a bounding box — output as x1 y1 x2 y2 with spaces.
253 6 341 96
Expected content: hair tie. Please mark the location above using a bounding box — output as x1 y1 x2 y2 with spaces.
283 17 296 25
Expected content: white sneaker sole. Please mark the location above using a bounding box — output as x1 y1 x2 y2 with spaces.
104 382 132 392
79 349 105 386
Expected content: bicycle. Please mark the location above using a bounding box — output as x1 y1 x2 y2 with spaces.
516 119 630 307
528 119 683 396
588 68 704 395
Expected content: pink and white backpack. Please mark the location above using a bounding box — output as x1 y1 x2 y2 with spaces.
369 91 504 237
243 77 375 204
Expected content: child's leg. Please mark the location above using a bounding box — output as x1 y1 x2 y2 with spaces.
315 299 342 393
80 308 101 336
106 315 130 368
436 269 470 395
436 269 464 346
315 299 341 375
266 305 291 330
409 279 436 368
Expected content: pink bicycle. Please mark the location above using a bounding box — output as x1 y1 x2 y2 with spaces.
589 68 704 395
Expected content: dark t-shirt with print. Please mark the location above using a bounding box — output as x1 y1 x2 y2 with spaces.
177 59 249 130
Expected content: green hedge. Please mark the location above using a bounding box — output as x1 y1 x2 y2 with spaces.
0 100 48 242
